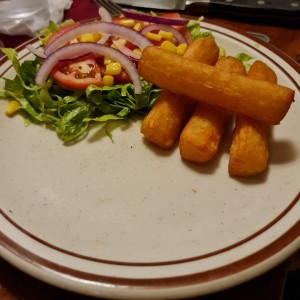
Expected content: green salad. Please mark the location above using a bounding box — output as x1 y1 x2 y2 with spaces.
0 13 251 143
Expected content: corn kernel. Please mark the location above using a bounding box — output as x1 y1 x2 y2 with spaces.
133 48 142 55
103 75 114 86
176 43 188 56
158 30 174 41
133 22 143 31
106 62 122 75
116 38 126 45
119 19 135 27
145 32 162 42
78 33 95 42
5 100 20 116
104 56 113 65
160 40 177 53
93 33 102 42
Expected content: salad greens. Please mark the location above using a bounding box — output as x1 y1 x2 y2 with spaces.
0 47 161 142
187 18 213 41
39 19 75 45
235 52 253 71
0 17 254 143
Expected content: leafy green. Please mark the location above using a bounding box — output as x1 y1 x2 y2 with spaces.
39 19 75 45
235 53 254 72
0 48 162 143
187 18 213 41
235 53 253 63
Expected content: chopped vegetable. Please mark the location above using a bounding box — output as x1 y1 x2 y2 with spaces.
0 10 255 144
0 48 161 142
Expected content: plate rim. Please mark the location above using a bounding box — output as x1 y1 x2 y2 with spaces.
0 20 300 298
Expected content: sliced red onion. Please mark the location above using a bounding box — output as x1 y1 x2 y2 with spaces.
122 9 188 26
141 24 186 44
44 22 152 56
112 39 141 60
26 44 47 59
97 33 111 45
98 6 113 22
97 7 113 44
36 42 142 94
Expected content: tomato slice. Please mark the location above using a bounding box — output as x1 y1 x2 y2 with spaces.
51 54 102 89
45 22 80 48
99 64 131 84
158 12 182 19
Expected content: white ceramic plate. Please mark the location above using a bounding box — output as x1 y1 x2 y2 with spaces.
0 22 299 299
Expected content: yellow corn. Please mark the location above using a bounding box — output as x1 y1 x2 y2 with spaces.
160 40 177 53
103 75 114 86
145 32 162 42
93 33 102 42
158 30 174 41
104 56 113 65
78 33 95 42
5 100 21 116
133 48 142 55
116 38 126 45
119 19 135 27
133 22 143 31
176 43 188 56
106 62 122 75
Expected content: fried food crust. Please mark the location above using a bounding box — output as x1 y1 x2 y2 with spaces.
179 56 246 163
138 47 294 125
141 38 219 149
228 60 277 176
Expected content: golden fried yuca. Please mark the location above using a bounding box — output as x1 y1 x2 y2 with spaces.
179 104 232 162
183 37 220 65
179 56 246 163
228 61 277 176
138 47 294 125
213 55 247 75
141 90 194 148
247 60 277 83
141 38 219 149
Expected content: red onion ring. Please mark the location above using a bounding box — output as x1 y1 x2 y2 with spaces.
44 22 153 56
97 33 111 45
141 24 187 45
122 9 189 26
26 44 47 59
112 39 141 60
36 42 142 94
98 6 113 22
96 7 112 44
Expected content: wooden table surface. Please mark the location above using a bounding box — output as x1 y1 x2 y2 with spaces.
0 0 299 299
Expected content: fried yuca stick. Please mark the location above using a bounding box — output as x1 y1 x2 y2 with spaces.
141 38 219 149
138 47 294 125
179 56 246 163
228 61 277 176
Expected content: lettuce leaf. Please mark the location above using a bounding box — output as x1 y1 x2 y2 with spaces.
0 48 162 143
187 18 213 41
